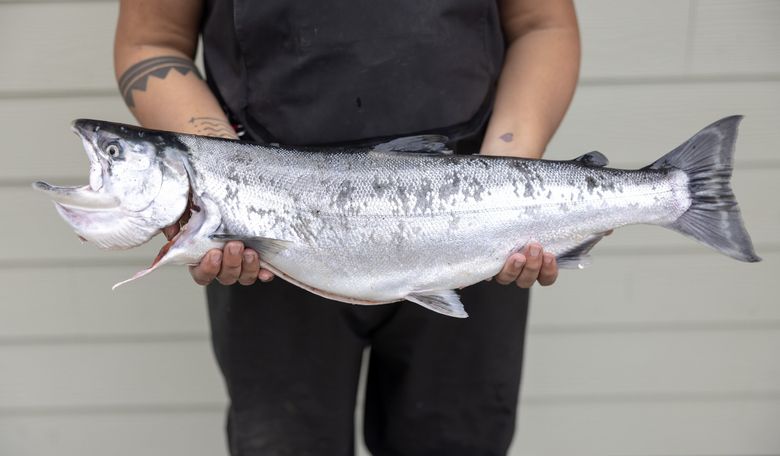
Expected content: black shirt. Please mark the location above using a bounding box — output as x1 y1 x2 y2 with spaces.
201 0 505 145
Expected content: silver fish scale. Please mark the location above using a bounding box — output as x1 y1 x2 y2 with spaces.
179 136 691 302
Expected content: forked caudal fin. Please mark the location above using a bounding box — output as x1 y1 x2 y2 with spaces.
648 116 760 262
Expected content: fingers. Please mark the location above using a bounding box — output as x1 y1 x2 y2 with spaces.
516 244 543 288
238 249 261 285
537 253 559 286
494 243 560 288
258 268 275 282
189 242 275 286
190 249 222 285
216 242 244 285
495 253 526 285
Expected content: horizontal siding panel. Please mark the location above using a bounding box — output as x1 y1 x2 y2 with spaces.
690 0 780 75
10 166 777 263
0 2 117 93
0 412 227 456
0 96 133 182
512 399 780 456
3 330 779 409
2 252 778 340
6 83 778 184
546 81 780 168
0 341 225 409
0 266 206 339
575 0 689 78
522 329 780 398
531 252 780 327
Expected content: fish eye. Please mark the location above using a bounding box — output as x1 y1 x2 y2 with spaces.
106 143 121 158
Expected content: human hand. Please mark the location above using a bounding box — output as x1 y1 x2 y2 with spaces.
163 224 275 286
494 242 558 288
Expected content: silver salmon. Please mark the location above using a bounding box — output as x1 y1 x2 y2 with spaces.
34 116 760 317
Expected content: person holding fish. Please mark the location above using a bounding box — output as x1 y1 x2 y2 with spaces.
114 0 579 454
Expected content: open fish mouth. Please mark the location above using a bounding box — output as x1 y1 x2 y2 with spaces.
32 181 120 209
32 119 117 209
70 120 107 192
33 181 122 244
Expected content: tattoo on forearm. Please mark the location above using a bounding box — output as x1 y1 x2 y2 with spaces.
118 56 202 108
189 116 236 138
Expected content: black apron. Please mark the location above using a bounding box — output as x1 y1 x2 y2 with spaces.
201 0 505 145
199 4 529 455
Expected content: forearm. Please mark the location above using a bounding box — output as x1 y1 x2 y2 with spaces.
115 50 236 139
481 1 580 158
114 0 236 139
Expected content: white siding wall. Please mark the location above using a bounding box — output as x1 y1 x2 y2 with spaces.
0 1 778 455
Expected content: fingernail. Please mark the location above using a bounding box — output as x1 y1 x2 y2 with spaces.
530 246 541 258
544 254 553 265
229 244 241 255
514 256 525 268
243 251 255 263
259 271 274 282
212 252 222 266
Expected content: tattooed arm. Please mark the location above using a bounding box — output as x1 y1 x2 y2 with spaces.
115 0 274 285
483 0 580 288
115 0 235 138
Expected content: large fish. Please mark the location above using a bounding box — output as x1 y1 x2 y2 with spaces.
34 116 760 317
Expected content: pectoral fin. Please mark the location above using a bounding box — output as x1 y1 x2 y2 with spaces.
405 290 468 318
209 234 293 256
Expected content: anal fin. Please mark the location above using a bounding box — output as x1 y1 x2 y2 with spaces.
406 290 468 318
556 233 608 269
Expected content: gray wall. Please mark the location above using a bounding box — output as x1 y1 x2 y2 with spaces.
1 1 778 455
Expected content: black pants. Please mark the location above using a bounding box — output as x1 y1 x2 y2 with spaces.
207 279 529 456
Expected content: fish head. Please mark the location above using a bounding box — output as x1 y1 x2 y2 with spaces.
34 119 190 249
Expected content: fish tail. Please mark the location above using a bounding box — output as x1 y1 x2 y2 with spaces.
648 115 760 262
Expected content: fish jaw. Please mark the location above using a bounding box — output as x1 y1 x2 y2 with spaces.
113 193 223 289
33 182 120 209
34 177 177 250
52 202 160 250
33 180 157 250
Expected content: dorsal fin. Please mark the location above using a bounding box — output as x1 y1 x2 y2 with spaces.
372 135 452 154
573 151 609 167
